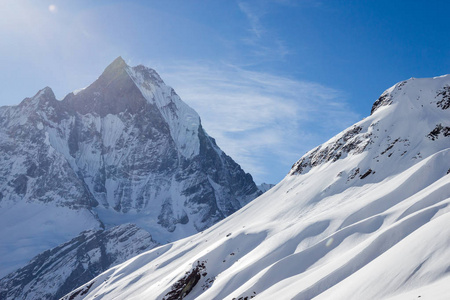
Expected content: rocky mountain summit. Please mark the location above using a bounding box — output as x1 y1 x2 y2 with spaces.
0 57 260 281
64 75 450 300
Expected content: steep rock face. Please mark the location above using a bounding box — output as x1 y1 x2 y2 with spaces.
0 87 97 209
64 75 450 300
0 224 157 300
0 57 260 277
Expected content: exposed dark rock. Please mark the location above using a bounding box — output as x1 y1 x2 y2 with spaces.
163 261 207 300
291 125 371 175
381 138 400 155
347 167 360 181
12 174 28 195
427 124 450 141
436 85 450 110
371 93 393 115
66 281 94 300
360 169 373 179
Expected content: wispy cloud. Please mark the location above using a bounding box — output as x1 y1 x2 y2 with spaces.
238 1 265 39
237 1 290 61
155 61 360 184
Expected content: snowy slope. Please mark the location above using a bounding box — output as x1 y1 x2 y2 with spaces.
64 75 450 300
0 57 260 278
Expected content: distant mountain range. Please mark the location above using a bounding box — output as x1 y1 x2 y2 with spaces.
63 75 450 299
0 57 263 299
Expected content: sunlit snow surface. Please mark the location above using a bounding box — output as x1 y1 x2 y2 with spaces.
126 65 201 159
64 76 450 300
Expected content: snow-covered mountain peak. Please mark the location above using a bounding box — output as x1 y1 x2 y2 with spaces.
291 75 450 179
62 57 201 158
100 56 164 88
108 55 126 67
34 86 55 100
0 57 260 282
17 86 56 109
101 56 128 78
129 64 165 87
371 74 450 115
126 62 201 159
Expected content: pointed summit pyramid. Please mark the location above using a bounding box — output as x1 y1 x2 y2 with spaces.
106 55 127 68
63 56 147 116
0 57 261 280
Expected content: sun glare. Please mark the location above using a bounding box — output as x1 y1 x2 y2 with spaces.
48 4 57 13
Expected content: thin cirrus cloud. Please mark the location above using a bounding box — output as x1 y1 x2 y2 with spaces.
237 0 290 61
238 1 265 39
155 61 360 184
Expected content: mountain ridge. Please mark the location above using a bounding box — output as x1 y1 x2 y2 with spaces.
0 57 261 282
62 74 450 300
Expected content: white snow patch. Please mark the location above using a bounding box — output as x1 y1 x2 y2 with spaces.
126 66 201 158
73 87 86 95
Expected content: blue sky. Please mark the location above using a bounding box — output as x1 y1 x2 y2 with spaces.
1 0 449 184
